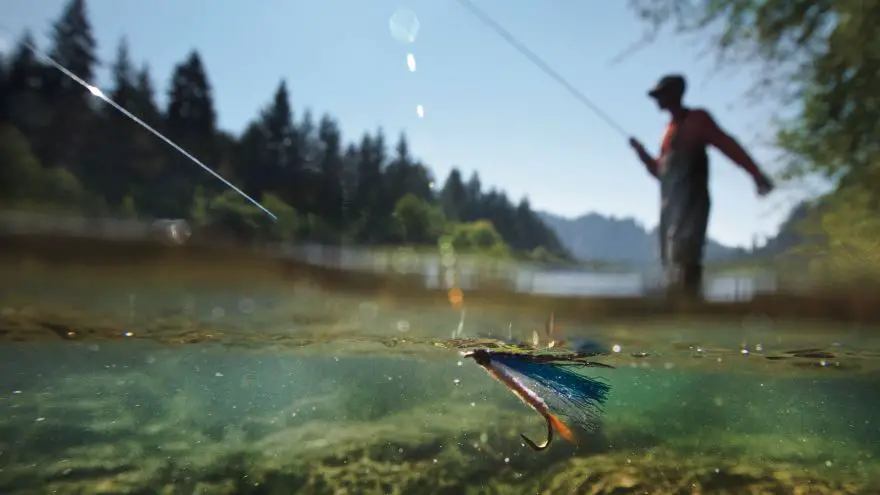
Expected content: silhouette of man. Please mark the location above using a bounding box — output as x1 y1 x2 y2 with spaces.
628 74 774 298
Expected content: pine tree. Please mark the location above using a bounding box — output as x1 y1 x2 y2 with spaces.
41 0 98 173
316 114 345 228
440 168 467 221
463 171 483 221
162 50 219 216
259 80 300 206
2 32 49 136
88 38 137 205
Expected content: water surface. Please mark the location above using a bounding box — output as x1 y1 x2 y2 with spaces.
1 258 878 494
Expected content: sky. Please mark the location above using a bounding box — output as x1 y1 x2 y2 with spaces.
0 0 817 247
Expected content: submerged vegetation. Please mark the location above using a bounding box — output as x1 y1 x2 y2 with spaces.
0 339 877 495
0 0 570 264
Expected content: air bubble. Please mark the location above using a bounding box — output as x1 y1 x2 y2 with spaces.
406 53 417 72
151 219 192 245
416 104 425 118
389 8 420 44
391 247 417 273
359 302 379 321
441 252 456 268
238 297 256 314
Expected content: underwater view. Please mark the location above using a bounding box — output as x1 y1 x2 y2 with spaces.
4 0 880 493
1 239 879 495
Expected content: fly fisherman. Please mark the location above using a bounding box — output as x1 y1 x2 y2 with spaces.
628 74 775 299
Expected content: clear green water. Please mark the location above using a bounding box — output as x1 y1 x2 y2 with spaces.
1 264 879 494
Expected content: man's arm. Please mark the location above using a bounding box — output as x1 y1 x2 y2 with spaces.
692 109 765 180
638 149 660 178
629 138 659 178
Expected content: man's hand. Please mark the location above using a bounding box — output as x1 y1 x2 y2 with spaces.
755 173 774 197
628 137 647 155
629 137 658 178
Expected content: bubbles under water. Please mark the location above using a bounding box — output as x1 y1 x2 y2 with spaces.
406 53 417 72
151 219 192 246
391 247 418 273
416 104 425 118
389 8 420 44
238 297 256 315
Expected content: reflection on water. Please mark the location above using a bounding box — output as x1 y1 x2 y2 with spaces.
293 243 777 301
0 211 776 302
1 249 879 493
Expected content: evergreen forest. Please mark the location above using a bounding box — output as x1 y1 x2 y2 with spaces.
0 0 571 263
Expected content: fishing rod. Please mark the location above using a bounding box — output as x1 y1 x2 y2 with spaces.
452 0 631 139
6 30 277 221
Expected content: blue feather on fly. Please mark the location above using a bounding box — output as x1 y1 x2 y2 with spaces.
489 352 612 432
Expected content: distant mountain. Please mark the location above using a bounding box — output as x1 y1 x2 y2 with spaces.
537 211 748 265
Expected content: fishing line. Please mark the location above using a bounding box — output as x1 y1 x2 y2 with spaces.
606 32 656 68
452 0 630 139
7 31 277 220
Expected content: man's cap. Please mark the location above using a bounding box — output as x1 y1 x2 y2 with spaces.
648 74 686 99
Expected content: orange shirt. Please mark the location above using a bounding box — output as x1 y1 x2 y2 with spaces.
655 108 760 178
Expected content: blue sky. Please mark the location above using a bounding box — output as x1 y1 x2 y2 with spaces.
1 0 813 247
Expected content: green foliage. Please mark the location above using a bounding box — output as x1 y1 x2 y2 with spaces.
781 182 880 284
200 190 292 242
529 246 555 263
0 125 42 203
119 195 137 218
0 124 99 213
392 193 445 245
261 193 300 241
443 220 510 257
42 167 85 205
205 190 263 240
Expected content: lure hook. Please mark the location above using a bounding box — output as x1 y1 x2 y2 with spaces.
520 414 554 451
